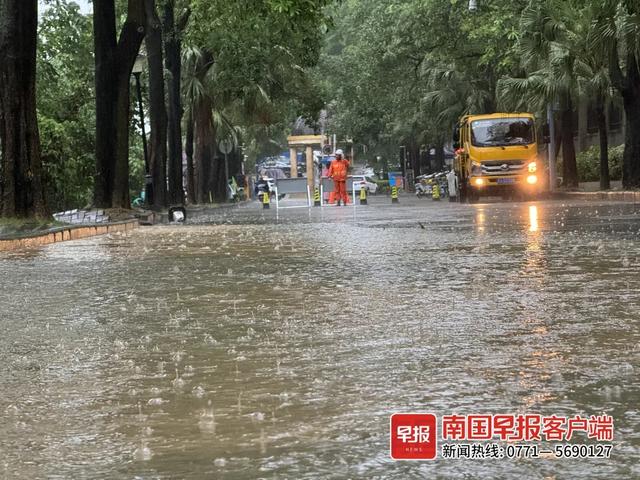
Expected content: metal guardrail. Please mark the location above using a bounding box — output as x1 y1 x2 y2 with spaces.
274 176 372 209
274 178 308 194
320 177 359 207
275 178 311 209
320 177 356 193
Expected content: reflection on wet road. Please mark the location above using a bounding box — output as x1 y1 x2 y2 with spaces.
1 198 639 478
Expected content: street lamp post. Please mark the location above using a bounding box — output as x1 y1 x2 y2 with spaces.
219 139 233 200
132 54 153 206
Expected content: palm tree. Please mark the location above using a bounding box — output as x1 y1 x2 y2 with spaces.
591 0 640 188
422 65 496 126
574 3 617 190
182 46 215 204
498 0 580 188
419 63 498 177
182 46 239 203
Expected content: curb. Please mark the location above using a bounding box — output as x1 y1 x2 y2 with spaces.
551 191 640 203
132 202 248 225
0 220 139 252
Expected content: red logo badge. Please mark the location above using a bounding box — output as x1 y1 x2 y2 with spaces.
390 413 437 460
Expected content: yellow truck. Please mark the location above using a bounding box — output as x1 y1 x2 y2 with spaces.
452 113 541 202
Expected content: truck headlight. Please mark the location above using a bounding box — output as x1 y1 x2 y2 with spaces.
527 175 538 185
471 162 482 175
528 162 537 173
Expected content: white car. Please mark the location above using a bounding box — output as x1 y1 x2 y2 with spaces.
351 175 378 194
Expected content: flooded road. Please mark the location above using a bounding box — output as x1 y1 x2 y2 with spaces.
1 198 639 479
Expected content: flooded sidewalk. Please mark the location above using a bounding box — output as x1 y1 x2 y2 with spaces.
1 198 639 479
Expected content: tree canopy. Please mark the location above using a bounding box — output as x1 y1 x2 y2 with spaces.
3 0 640 219
319 0 640 187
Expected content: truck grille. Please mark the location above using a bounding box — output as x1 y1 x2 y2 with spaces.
481 160 525 175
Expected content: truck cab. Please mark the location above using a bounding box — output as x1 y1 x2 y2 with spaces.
453 113 540 202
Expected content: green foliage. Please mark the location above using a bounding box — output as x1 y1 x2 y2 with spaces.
319 0 527 165
37 0 96 211
576 145 623 182
0 217 65 238
128 113 146 202
39 113 95 210
185 0 332 142
498 1 615 118
372 178 390 194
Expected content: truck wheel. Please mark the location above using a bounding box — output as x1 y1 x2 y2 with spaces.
467 188 480 204
458 181 467 203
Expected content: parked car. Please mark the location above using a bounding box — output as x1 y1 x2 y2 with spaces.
351 175 378 194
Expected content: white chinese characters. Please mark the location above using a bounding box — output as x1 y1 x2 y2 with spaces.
397 425 431 444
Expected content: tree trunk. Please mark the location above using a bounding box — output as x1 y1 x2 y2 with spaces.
577 98 588 152
621 56 640 189
560 99 578 189
435 143 445 171
210 150 227 202
185 113 196 204
163 1 189 205
145 0 167 208
93 0 146 208
621 94 640 189
596 100 610 191
410 142 420 178
609 39 640 188
194 98 213 204
0 0 46 217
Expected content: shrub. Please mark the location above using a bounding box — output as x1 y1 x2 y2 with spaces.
373 179 390 194
575 145 624 183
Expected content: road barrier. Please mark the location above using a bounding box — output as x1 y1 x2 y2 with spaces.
359 186 368 205
314 187 321 207
432 184 441 201
391 186 399 203
320 177 359 207
275 177 311 209
320 177 334 206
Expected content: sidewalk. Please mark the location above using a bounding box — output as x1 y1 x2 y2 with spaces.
551 189 640 203
549 180 640 202
0 219 139 252
578 181 623 192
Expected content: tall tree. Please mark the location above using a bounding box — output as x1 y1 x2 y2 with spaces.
182 47 216 203
184 109 196 203
498 1 580 188
163 0 190 205
183 0 333 202
0 0 47 217
319 0 525 169
596 0 640 188
144 0 167 208
93 0 146 208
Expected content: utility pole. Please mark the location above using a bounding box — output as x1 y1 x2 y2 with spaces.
132 57 152 206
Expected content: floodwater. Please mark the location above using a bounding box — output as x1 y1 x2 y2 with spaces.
1 197 639 479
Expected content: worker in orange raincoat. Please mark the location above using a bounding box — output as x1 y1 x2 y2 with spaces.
329 149 350 206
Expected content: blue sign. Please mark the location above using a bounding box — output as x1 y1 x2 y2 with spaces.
388 172 403 188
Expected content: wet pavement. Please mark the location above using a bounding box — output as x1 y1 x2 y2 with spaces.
1 196 639 479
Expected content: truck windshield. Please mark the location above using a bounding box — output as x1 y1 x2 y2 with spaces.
471 118 534 147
